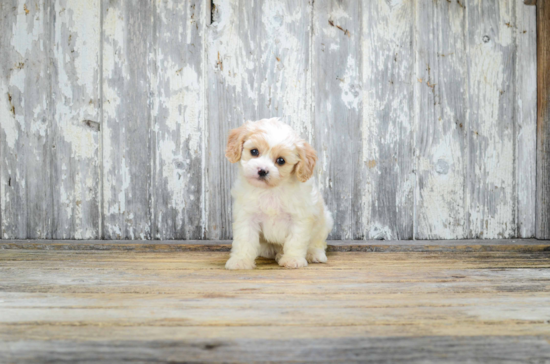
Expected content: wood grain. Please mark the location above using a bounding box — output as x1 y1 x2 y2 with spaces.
466 0 516 238
152 0 204 239
1 249 549 362
1 1 54 239
516 0 537 238
51 0 101 239
312 0 363 239
361 0 415 239
2 336 550 363
537 0 550 239
415 0 467 239
101 0 153 239
1 239 549 252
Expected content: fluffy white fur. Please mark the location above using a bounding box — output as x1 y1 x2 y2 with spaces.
224 118 333 270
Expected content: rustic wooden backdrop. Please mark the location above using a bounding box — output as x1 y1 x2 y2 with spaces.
0 0 540 240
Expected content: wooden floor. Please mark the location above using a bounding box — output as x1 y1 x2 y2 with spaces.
1 240 550 363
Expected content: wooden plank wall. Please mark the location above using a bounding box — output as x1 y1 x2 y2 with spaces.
0 0 539 240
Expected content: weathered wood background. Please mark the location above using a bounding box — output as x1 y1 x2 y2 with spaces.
0 0 539 240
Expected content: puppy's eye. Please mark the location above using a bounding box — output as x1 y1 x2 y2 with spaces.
250 149 259 157
276 157 285 166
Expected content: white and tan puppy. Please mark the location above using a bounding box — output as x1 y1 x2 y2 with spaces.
224 118 333 270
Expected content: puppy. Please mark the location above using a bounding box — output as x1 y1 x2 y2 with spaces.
224 118 333 269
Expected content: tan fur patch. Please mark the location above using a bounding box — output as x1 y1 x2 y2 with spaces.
270 145 299 165
225 124 249 163
242 132 270 160
269 145 299 179
295 142 317 182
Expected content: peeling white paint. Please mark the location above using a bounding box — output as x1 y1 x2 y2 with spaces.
44 0 102 238
515 1 537 238
102 0 127 236
0 86 18 150
159 61 201 154
11 4 41 56
158 138 188 229
361 0 414 239
497 0 514 47
209 0 255 99
468 24 515 238
69 1 100 98
417 135 465 239
369 222 393 240
339 55 360 110
260 1 311 138
151 0 205 238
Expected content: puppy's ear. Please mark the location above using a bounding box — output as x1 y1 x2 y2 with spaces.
295 141 317 182
225 123 249 163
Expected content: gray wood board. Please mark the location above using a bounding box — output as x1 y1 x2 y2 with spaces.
537 0 550 239
4 2 67 239
152 0 204 239
466 0 516 239
361 0 415 240
516 1 537 238
1 1 53 239
51 0 101 239
101 0 153 239
2 336 550 364
313 0 364 239
415 0 467 239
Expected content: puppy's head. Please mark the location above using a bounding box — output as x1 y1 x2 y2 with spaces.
225 118 317 188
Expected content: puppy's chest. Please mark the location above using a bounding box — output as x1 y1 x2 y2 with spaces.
258 193 285 216
255 194 292 243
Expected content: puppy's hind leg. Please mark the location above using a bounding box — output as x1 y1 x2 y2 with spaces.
306 212 331 264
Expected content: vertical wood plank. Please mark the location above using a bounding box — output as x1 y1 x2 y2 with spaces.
0 1 7 238
516 1 537 238
415 0 467 239
206 0 312 239
466 0 516 238
312 0 363 239
1 1 53 239
102 0 152 239
361 0 414 239
152 0 204 239
537 0 550 239
51 0 101 238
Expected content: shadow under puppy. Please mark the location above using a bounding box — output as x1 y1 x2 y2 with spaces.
225 118 333 269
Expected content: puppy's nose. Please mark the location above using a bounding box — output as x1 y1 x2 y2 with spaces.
258 169 269 178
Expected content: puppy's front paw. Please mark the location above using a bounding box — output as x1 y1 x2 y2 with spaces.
307 248 328 263
225 257 255 270
278 255 308 269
